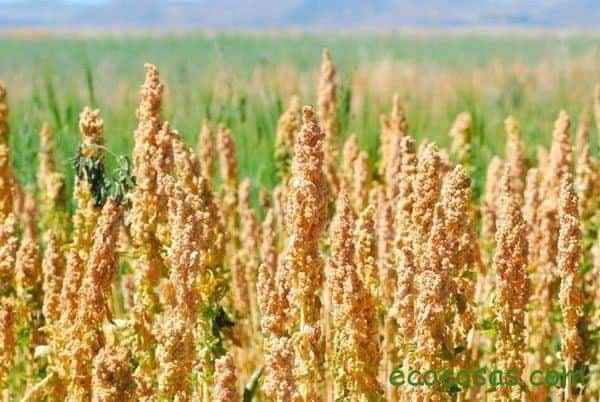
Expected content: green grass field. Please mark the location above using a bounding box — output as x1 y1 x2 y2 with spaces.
1 32 599 201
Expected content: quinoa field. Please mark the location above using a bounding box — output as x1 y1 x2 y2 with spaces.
0 32 600 401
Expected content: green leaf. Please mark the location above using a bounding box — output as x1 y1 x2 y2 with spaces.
243 366 264 402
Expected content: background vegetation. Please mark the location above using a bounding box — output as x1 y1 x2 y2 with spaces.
1 32 599 199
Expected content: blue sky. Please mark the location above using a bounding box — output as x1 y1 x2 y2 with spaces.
0 0 596 28
0 0 106 2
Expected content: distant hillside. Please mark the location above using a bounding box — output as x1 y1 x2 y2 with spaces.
1 0 600 28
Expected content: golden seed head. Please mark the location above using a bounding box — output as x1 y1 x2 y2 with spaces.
42 231 66 325
355 205 379 301
573 113 597 221
329 193 381 399
0 144 15 218
390 93 408 136
504 115 527 199
537 145 549 173
15 189 42 299
0 213 17 294
38 122 67 239
379 94 408 180
136 63 164 125
231 251 250 315
384 134 403 201
523 168 542 264
557 173 584 363
414 202 452 372
330 191 355 262
352 150 370 213
262 337 301 401
481 156 504 241
575 109 590 161
132 63 165 192
214 352 240 402
217 124 238 186
0 299 16 387
411 141 443 268
79 106 105 161
76 199 123 330
198 120 215 181
542 110 572 201
257 260 287 337
393 135 418 255
287 106 328 241
371 184 395 305
558 173 581 278
39 122 56 173
172 135 201 190
155 311 195 400
329 191 356 309
15 226 42 299
260 208 277 267
167 184 204 320
393 246 417 349
449 111 472 167
92 345 134 402
281 105 327 397
317 48 338 150
493 167 529 390
238 179 261 255
439 165 472 247
275 95 302 178
341 134 360 185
